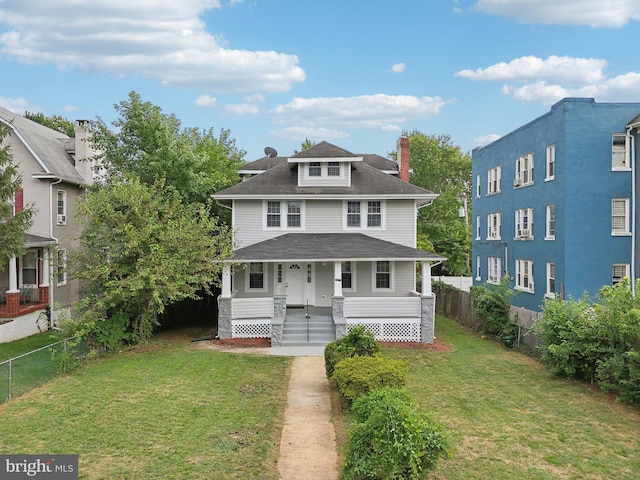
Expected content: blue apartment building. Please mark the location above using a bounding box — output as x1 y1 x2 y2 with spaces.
472 98 640 313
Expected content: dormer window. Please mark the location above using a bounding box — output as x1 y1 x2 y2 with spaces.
327 162 340 176
309 162 321 176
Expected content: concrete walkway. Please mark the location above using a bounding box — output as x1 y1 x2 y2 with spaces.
277 356 340 480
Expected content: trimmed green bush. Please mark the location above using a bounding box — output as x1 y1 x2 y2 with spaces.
332 355 408 406
344 387 450 480
324 324 380 378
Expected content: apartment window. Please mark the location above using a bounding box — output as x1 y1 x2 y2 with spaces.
487 213 501 240
308 162 321 176
327 162 340 176
611 198 630 235
545 205 555 240
475 256 481 281
476 174 481 198
476 215 481 240
374 261 391 290
266 201 281 227
367 201 382 227
249 263 265 289
546 263 555 297
347 201 361 227
612 264 629 284
57 249 67 286
612 134 629 170
342 261 353 289
515 208 533 239
515 153 534 187
516 259 534 292
287 201 301 227
488 166 501 195
546 144 555 180
488 257 501 284
57 189 67 225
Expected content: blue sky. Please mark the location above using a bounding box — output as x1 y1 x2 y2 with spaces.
1 0 639 161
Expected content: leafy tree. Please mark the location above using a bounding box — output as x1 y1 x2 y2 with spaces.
293 137 316 154
89 91 245 213
0 124 33 270
406 132 472 276
24 111 76 137
70 178 234 349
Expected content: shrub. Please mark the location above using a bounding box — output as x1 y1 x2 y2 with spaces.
344 387 450 480
324 325 380 378
469 276 517 340
332 355 408 406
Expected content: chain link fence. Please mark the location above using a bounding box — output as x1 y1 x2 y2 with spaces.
0 337 86 405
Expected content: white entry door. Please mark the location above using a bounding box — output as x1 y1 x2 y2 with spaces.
285 263 305 306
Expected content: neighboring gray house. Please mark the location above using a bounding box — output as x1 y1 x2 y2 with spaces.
0 109 95 342
213 138 445 347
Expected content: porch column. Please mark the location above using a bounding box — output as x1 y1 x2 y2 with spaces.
8 255 19 293
39 250 50 305
334 261 342 297
221 264 232 298
421 261 432 296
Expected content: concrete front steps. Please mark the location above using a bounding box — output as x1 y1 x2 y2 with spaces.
281 310 336 346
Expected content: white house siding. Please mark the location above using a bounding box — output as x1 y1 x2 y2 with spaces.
314 262 334 306
344 261 415 296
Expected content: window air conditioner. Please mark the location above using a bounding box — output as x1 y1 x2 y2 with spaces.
57 214 66 224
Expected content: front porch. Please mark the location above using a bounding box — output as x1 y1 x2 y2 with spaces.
0 286 48 319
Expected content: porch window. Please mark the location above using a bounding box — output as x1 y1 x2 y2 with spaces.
267 201 280 227
57 249 67 286
342 261 353 289
367 201 382 227
249 263 265 289
22 251 38 285
347 201 361 227
57 189 67 225
308 162 321 177
375 261 391 289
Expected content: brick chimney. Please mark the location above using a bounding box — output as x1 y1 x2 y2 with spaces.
73 120 95 185
397 135 410 182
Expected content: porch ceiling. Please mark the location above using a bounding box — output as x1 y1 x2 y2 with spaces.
25 233 57 247
231 233 446 263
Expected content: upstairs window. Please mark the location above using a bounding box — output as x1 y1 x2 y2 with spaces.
516 259 534 292
488 257 501 284
266 201 281 227
546 144 555 180
546 263 556 297
344 200 385 229
514 153 534 187
611 198 630 235
475 215 481 240
487 166 501 195
546 205 555 240
476 174 481 198
612 134 629 170
347 201 361 227
308 162 322 176
287 201 301 227
327 162 340 176
515 208 533 239
367 201 382 227
487 213 501 240
265 201 304 229
57 189 67 225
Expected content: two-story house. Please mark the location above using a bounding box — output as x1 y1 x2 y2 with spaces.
0 108 95 342
472 98 640 322
213 139 444 347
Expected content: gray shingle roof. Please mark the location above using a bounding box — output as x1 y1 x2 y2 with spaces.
217 156 434 200
291 141 359 158
628 113 640 128
0 107 86 185
232 233 445 262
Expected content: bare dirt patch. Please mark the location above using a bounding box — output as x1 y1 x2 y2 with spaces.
377 339 451 352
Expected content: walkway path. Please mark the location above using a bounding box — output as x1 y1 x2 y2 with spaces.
277 356 340 480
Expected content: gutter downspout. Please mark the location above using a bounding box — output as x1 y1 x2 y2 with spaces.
49 178 62 323
628 125 637 296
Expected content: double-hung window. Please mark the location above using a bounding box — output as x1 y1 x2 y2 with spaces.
545 145 555 180
347 201 361 227
265 201 304 229
475 256 481 281
476 174 481 198
612 264 629 284
612 134 629 170
342 261 353 290
515 208 533 239
308 162 322 176
546 263 555 297
249 262 265 289
488 257 501 284
327 162 340 176
611 198 630 235
487 166 501 195
57 189 67 225
374 261 392 290
266 201 281 227
345 201 384 229
515 153 534 187
287 201 301 227
487 213 501 240
516 259 534 292
475 215 481 240
367 201 382 227
545 205 555 240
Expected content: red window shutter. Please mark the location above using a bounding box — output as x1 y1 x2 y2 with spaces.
15 188 24 212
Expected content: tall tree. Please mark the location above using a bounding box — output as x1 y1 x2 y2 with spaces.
407 132 472 276
89 91 245 211
24 112 76 137
293 137 316 154
0 124 33 270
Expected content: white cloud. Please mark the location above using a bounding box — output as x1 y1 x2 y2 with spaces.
224 103 260 115
271 94 449 129
0 0 305 93
195 95 217 107
456 55 606 85
271 127 349 142
458 55 640 105
390 63 406 73
381 124 402 132
63 105 80 112
472 0 640 27
0 96 40 114
244 94 265 103
474 134 501 147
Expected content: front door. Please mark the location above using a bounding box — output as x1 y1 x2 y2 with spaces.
285 263 305 306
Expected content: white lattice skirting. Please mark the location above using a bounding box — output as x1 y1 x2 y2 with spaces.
231 319 271 338
347 319 421 342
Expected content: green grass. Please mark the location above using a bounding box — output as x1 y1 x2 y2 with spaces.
0 331 60 362
378 317 640 480
0 336 292 479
